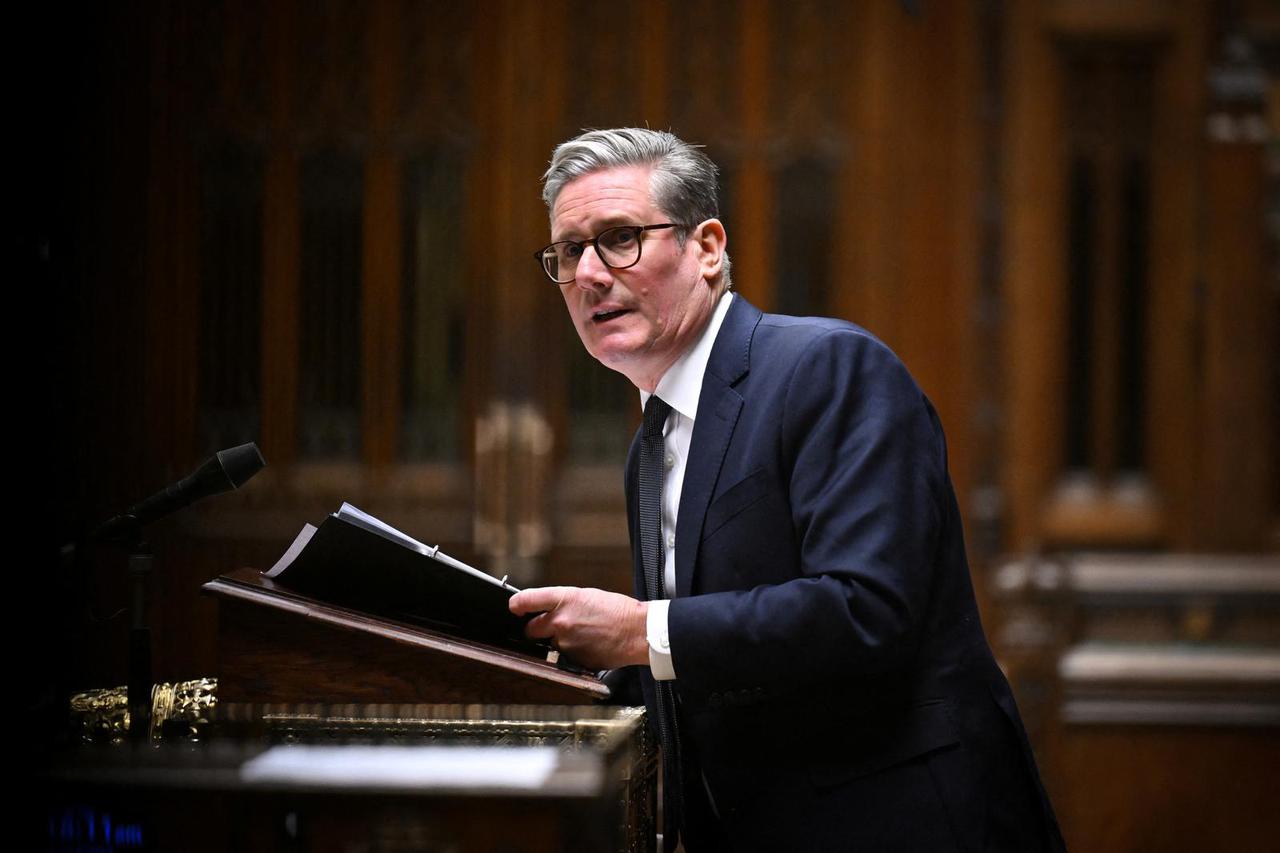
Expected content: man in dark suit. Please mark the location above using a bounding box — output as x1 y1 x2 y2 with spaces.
510 128 1065 852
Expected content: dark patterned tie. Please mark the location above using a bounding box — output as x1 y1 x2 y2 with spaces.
638 395 683 846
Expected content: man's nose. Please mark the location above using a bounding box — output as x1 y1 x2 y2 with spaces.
573 243 612 290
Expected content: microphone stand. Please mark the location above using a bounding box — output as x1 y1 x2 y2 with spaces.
70 442 265 742
127 538 152 744
111 517 153 744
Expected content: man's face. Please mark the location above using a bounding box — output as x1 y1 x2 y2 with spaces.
550 165 724 391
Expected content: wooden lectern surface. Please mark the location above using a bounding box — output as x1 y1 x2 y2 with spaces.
203 568 610 705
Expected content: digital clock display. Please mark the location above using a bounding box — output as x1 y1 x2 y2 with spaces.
45 805 149 851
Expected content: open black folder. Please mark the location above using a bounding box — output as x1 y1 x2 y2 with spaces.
266 504 547 658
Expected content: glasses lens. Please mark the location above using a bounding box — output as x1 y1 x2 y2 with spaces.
542 242 581 282
597 226 641 269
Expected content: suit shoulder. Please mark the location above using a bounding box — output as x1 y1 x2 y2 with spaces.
753 312 912 381
757 312 885 349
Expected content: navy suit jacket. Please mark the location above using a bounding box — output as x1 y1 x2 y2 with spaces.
621 297 1065 852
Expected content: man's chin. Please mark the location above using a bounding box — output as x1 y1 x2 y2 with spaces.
587 343 649 379
584 333 641 365
591 347 637 369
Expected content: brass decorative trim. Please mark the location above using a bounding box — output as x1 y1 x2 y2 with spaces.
69 678 219 744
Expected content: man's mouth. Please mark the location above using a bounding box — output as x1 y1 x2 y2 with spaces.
591 308 630 324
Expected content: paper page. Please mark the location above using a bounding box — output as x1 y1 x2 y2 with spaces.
430 548 514 590
336 502 512 590
337 502 430 553
264 523 317 578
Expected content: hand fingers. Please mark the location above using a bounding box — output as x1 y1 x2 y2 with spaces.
516 588 585 646
523 609 557 639
509 586 573 615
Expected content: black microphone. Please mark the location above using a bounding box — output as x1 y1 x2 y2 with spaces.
91 442 266 542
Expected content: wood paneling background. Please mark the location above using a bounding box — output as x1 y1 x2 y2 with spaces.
25 1 1279 850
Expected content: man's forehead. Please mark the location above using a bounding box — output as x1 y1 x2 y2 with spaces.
551 165 656 234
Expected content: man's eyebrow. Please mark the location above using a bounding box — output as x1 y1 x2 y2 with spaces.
552 215 636 242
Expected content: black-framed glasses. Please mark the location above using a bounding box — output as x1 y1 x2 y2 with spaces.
534 223 681 284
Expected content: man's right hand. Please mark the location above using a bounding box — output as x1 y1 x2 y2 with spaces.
509 586 650 670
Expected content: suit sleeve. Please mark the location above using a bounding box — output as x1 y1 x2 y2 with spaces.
666 328 948 706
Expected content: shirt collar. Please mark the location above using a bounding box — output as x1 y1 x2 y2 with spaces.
640 291 734 423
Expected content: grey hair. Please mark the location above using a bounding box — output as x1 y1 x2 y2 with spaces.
541 128 731 287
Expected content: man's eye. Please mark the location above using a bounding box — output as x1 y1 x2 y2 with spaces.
561 243 584 260
603 227 638 249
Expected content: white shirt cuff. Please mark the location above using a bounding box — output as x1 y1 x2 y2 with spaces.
646 599 676 681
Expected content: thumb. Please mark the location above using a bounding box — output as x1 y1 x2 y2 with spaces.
508 586 565 615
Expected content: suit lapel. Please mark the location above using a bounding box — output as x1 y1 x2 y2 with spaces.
674 297 760 598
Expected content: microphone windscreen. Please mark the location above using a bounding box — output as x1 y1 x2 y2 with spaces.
217 443 266 489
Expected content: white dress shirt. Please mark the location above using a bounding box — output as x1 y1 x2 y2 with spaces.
639 291 734 681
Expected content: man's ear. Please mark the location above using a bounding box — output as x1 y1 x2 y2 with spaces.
693 218 727 282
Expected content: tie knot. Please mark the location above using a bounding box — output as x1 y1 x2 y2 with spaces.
643 396 671 440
